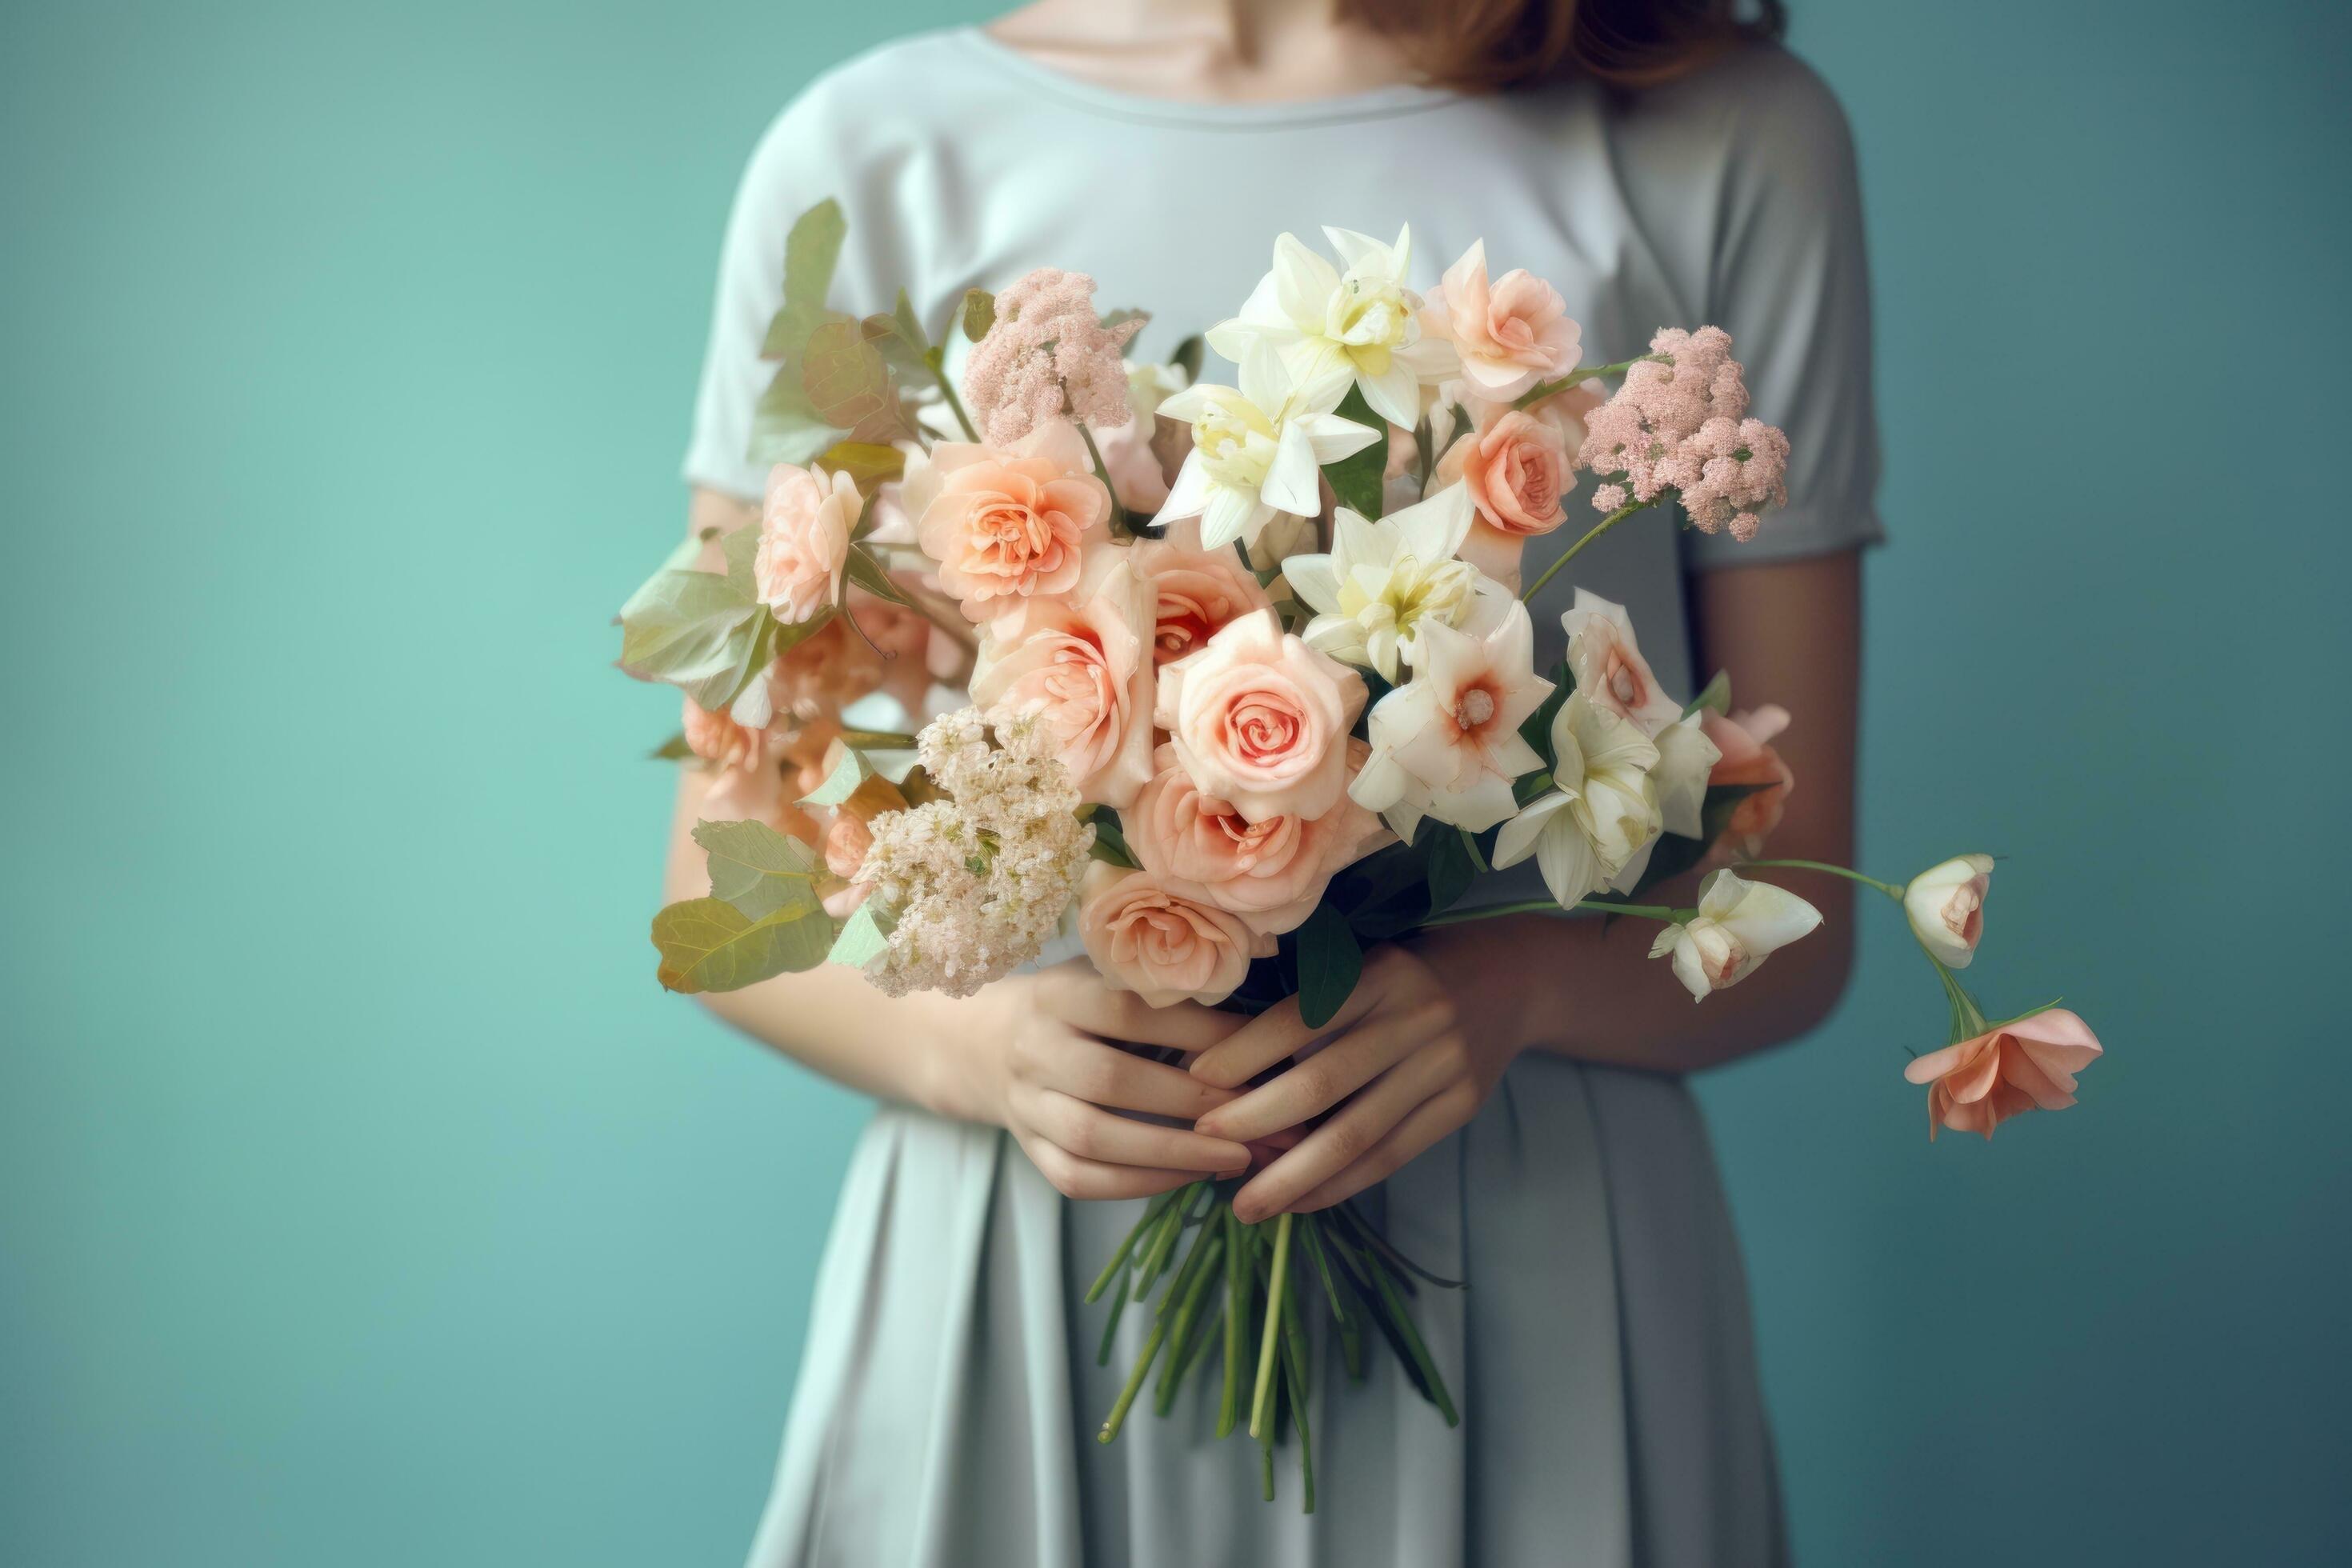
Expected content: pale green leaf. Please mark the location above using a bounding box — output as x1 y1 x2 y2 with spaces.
800 744 875 807
802 318 893 430
692 818 823 920
1682 669 1731 718
818 441 904 490
650 731 694 762
761 198 846 358
843 545 911 606
827 901 892 969
1321 384 1387 519
960 288 995 342
651 896 835 993
750 363 842 465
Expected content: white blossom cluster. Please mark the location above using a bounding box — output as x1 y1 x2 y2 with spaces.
855 708 1094 998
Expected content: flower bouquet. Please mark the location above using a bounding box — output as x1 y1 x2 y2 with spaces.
622 202 2104 1507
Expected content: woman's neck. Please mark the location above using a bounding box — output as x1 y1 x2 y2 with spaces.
983 0 1422 104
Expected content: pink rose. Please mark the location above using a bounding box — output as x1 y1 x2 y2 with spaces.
1078 862 1275 1008
1438 407 1572 540
1702 706 1796 856
969 545 1156 808
1154 609 1366 824
1422 241 1582 402
1126 738 1387 936
914 422 1110 616
754 463 859 625
1129 519 1274 666
1903 1009 2104 1141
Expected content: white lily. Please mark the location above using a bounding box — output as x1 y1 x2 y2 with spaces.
1607 707 1722 890
1206 226 1459 429
1350 601 1552 838
1649 870 1823 1000
1492 692 1663 908
1153 342 1381 550
1282 482 1509 681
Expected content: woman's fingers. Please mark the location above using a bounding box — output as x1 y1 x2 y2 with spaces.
1039 1034 1239 1121
1192 998 1444 1144
1229 1044 1457 1223
1187 979 1383 1090
1015 1132 1202 1202
1037 962 1243 1054
1027 1089 1251 1174
1286 1081 1483 1215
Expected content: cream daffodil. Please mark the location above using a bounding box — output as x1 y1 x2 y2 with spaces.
1606 707 1722 890
1153 342 1381 550
1282 482 1510 681
1348 600 1552 838
1649 870 1823 1000
1206 226 1459 430
1491 692 1663 909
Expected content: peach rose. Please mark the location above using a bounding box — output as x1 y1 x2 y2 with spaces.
1129 520 1275 666
754 463 858 625
1422 241 1582 402
1438 408 1571 538
914 422 1110 616
1078 862 1274 1008
969 546 1156 808
1126 738 1387 936
1903 1009 2104 1140
1154 609 1366 825
1702 705 1796 856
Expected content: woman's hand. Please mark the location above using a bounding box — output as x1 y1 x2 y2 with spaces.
961 962 1255 1202
1186 942 1522 1223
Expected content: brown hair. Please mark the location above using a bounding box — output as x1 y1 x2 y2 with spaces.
1339 0 1787 93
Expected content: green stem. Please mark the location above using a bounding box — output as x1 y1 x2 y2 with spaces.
933 368 980 442
1519 498 1654 603
1249 1213 1293 1439
1096 1315 1167 1445
1085 1190 1174 1304
1511 352 1667 409
1154 1234 1225 1414
1074 420 1132 536
1416 896 1687 928
1218 1206 1248 1438
1734 858 1906 900
836 726 920 751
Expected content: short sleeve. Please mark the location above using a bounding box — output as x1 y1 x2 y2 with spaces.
1681 53 1884 570
681 98 842 502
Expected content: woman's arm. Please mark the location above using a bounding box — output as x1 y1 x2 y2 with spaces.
662 490 1253 1198
1190 550 1863 1222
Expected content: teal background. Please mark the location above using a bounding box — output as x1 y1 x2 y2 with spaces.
4 2 2346 1562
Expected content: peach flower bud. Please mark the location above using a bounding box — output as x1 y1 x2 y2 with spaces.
1903 854 1994 970
1078 862 1275 1009
754 463 858 625
1701 706 1796 858
1903 1009 2102 1141
1648 869 1822 1000
1154 609 1366 825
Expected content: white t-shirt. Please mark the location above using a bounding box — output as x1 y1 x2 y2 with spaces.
684 24 1882 700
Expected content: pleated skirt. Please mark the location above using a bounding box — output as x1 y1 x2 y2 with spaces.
742 1051 1788 1567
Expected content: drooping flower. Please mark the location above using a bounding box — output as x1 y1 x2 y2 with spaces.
1562 590 1684 738
1128 519 1275 666
962 268 1142 448
1490 691 1662 907
1154 608 1366 823
1904 1009 2103 1140
1153 342 1382 550
1420 240 1582 402
1350 600 1553 837
754 463 858 625
1701 706 1796 858
1126 739 1387 937
1578 326 1788 540
1282 482 1509 681
968 545 1157 810
1206 226 1458 428
1904 854 1995 970
1648 869 1822 1000
914 422 1110 615
1078 862 1276 1009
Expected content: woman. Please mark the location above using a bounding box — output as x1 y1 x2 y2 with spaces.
669 2 1878 1562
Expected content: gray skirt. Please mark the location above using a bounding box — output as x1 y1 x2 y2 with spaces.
742 1052 1787 1567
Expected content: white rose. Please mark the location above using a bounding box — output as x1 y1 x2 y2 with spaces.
1903 854 1994 969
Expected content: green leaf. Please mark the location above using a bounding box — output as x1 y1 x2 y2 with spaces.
1518 658 1574 762
691 819 823 921
1321 384 1388 520
1086 810 1138 869
828 901 892 969
1294 904 1363 1030
762 198 846 358
750 363 841 465
1170 334 1205 386
818 440 904 489
617 524 770 708
1099 306 1149 335
843 545 912 606
1422 822 1478 918
862 288 932 381
801 318 893 430
651 897 834 993
650 730 694 762
799 745 875 807
1682 669 1731 718
960 288 995 342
